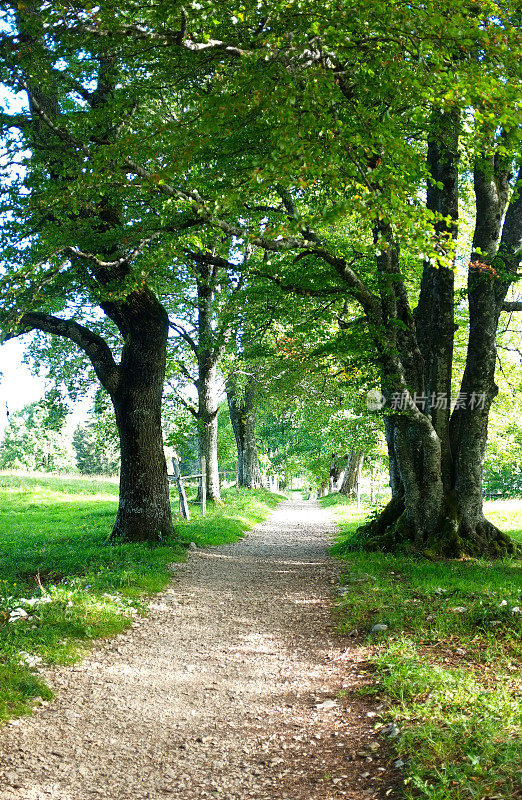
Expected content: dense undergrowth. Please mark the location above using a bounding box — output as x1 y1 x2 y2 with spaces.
323 494 522 800
0 473 283 724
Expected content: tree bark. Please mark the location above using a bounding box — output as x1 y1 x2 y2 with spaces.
357 117 520 557
448 161 521 554
414 108 459 490
197 359 221 502
339 450 364 496
110 291 173 541
191 255 224 503
227 374 263 488
329 452 347 492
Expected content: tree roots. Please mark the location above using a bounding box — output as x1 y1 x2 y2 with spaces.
353 496 518 558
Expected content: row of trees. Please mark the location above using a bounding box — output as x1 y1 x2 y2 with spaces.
0 389 380 492
3 384 520 499
1 1 521 552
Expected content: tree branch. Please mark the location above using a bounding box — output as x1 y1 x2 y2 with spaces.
20 80 90 156
10 312 120 394
503 301 522 312
276 184 321 244
308 250 382 316
125 164 379 315
169 321 198 354
174 360 196 383
252 270 345 297
64 21 246 57
167 380 198 418
0 112 33 132
124 158 313 250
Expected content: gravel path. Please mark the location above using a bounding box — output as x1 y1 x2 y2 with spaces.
0 499 390 800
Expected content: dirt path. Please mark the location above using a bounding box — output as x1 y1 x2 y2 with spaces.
0 499 392 800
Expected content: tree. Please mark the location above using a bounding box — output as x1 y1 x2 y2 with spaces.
147 0 520 555
339 451 365 497
226 372 263 488
0 4 206 539
3 1 521 553
166 248 247 501
72 391 120 476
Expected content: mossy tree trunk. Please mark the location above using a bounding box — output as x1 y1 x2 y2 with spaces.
359 111 521 557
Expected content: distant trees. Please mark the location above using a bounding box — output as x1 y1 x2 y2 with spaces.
227 374 263 489
0 392 120 477
72 425 118 476
73 393 120 476
0 400 73 472
483 377 522 498
166 248 246 501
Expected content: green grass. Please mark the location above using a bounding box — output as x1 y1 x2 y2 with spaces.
0 474 283 725
323 494 522 800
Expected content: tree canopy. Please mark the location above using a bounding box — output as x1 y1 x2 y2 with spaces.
0 0 521 550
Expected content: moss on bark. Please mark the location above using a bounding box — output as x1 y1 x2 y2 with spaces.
353 496 518 559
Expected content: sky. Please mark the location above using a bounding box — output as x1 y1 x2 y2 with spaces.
0 339 48 436
0 339 92 438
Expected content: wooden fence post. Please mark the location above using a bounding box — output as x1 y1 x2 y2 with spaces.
200 455 207 517
172 457 190 521
356 455 364 509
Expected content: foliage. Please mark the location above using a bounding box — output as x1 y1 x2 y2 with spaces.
326 496 522 800
256 388 386 486
72 391 120 476
483 372 522 497
0 400 75 472
164 401 238 473
216 403 239 472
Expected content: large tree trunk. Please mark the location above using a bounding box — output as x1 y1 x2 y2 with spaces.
110 291 173 541
329 452 347 492
359 115 520 557
362 410 514 557
448 160 522 554
227 375 263 488
190 256 223 503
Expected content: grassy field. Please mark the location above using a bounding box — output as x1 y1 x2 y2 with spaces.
323 494 522 800
0 473 283 725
